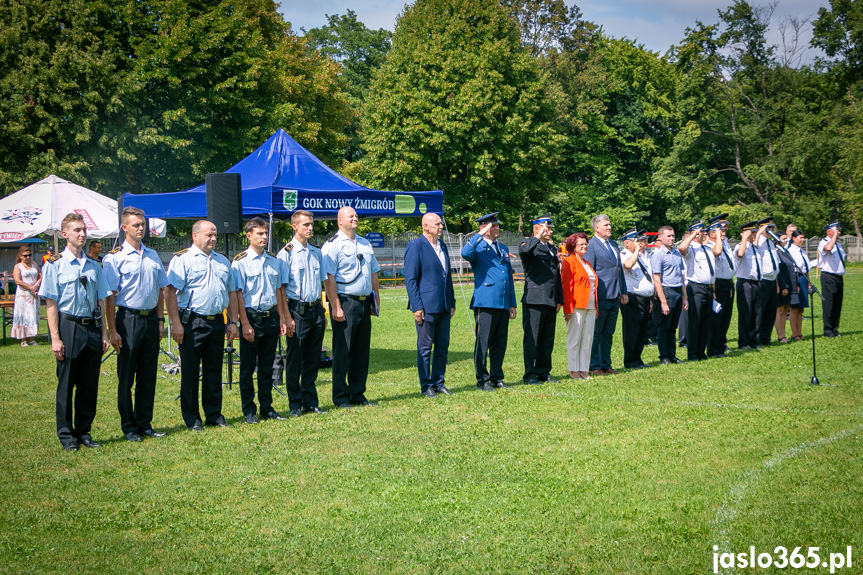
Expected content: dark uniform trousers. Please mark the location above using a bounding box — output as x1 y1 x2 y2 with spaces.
474 307 509 386
116 308 160 435
285 300 326 410
708 278 734 356
821 272 843 337
416 310 451 392
686 282 713 361
238 309 280 416
178 314 226 427
331 295 372 405
756 279 778 345
590 299 620 371
521 303 556 381
56 315 102 446
621 293 651 368
736 279 761 348
654 286 683 361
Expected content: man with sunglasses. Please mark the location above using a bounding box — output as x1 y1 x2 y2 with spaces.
322 206 381 408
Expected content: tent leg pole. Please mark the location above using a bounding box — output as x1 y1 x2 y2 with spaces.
268 213 273 252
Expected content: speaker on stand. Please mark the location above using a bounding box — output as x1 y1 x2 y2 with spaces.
206 172 243 258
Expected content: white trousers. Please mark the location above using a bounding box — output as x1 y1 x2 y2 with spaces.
566 309 596 372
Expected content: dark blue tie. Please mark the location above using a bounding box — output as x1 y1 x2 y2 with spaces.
750 244 761 280
766 244 777 273
723 246 734 271
837 243 846 268
701 245 714 277
604 240 616 262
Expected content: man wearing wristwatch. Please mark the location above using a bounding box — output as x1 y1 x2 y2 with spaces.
104 207 170 442
165 220 239 431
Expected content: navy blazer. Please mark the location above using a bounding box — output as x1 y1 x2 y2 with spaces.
404 236 455 314
583 236 627 300
461 234 517 310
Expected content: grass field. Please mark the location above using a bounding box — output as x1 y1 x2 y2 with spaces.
1 272 861 574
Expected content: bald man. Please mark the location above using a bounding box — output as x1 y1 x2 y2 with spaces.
322 207 381 408
404 213 456 397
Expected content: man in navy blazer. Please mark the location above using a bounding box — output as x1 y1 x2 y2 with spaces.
461 212 517 391
583 214 628 376
404 213 456 397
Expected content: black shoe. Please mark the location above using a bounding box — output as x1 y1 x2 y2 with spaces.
482 382 496 391
244 414 259 424
639 362 652 368
671 358 685 364
710 353 725 359
421 389 438 397
125 432 143 442
724 346 731 353
625 364 644 370
207 417 232 428
524 377 542 385
301 406 327 414
435 386 452 395
660 358 672 365
80 437 101 448
542 377 560 383
336 403 353 409
493 381 512 389
188 421 204 431
143 429 167 438
261 411 287 421
63 442 79 451
289 409 302 417
356 400 378 407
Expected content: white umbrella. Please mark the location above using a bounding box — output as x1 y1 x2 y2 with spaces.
0 175 166 247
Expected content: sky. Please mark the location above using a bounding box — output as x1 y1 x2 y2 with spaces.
280 0 830 61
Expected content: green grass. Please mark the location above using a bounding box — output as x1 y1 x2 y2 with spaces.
1 273 862 574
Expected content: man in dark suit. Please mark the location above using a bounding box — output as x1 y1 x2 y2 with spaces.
583 214 628 376
519 213 563 384
404 213 456 397
462 212 517 391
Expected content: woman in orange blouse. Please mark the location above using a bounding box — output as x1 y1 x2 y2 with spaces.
560 232 598 380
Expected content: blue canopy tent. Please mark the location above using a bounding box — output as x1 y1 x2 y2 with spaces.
122 129 443 220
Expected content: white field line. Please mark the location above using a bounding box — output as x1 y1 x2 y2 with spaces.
709 424 863 575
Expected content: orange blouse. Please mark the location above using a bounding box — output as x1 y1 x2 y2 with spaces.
561 253 598 314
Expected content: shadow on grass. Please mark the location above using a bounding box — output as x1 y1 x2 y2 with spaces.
366 348 474 374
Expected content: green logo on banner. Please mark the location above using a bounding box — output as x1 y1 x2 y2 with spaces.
283 190 298 211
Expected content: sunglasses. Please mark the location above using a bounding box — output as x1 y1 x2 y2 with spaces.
22 254 31 257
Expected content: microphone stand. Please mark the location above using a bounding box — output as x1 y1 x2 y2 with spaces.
767 232 823 385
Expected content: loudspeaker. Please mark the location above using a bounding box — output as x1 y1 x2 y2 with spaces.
206 173 243 234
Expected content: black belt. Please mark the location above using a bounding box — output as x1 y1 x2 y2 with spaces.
59 313 96 326
339 294 369 301
739 277 760 283
628 293 653 299
689 282 714 288
118 306 158 317
288 299 321 312
246 307 275 318
189 311 219 321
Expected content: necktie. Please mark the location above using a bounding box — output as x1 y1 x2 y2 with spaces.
636 255 649 278
604 239 617 262
493 241 502 259
750 244 761 280
837 243 846 268
701 245 714 277
766 244 777 273
723 246 734 271
802 248 809 273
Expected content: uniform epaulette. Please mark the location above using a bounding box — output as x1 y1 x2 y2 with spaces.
326 233 338 244
46 254 62 264
233 251 247 261
173 248 189 256
285 243 293 252
108 246 122 255
266 250 276 258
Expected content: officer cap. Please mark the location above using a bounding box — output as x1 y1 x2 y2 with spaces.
532 213 553 226
637 229 649 241
740 220 759 232
476 212 501 225
619 227 639 241
707 213 729 230
757 216 775 227
825 220 841 231
688 219 705 232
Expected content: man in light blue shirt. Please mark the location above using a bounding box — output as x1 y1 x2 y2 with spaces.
165 220 239 431
103 207 169 442
322 206 381 408
278 210 329 414
231 217 293 423
650 225 687 364
39 213 111 451
818 220 847 337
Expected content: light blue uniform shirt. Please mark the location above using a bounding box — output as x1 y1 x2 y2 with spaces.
650 246 684 287
102 241 168 310
230 247 285 311
321 231 380 296
277 238 325 302
817 237 846 275
734 241 762 280
708 239 736 280
39 247 111 316
756 236 779 280
167 244 236 315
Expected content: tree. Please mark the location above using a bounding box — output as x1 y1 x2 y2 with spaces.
359 0 565 230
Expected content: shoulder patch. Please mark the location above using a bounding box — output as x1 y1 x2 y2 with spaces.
109 246 122 255
173 248 189 256
233 251 247 261
47 254 62 263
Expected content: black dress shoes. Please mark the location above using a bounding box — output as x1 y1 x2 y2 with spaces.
357 400 378 407
143 429 167 438
207 417 232 428
244 414 260 424
301 406 327 414
671 358 685 364
188 420 204 431
482 382 496 391
63 442 79 451
524 376 542 385
262 411 288 421
421 389 438 397
336 403 353 409
289 409 302 417
542 376 560 383
660 358 672 365
435 386 452 395
80 436 101 448
493 381 512 389
125 432 143 442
